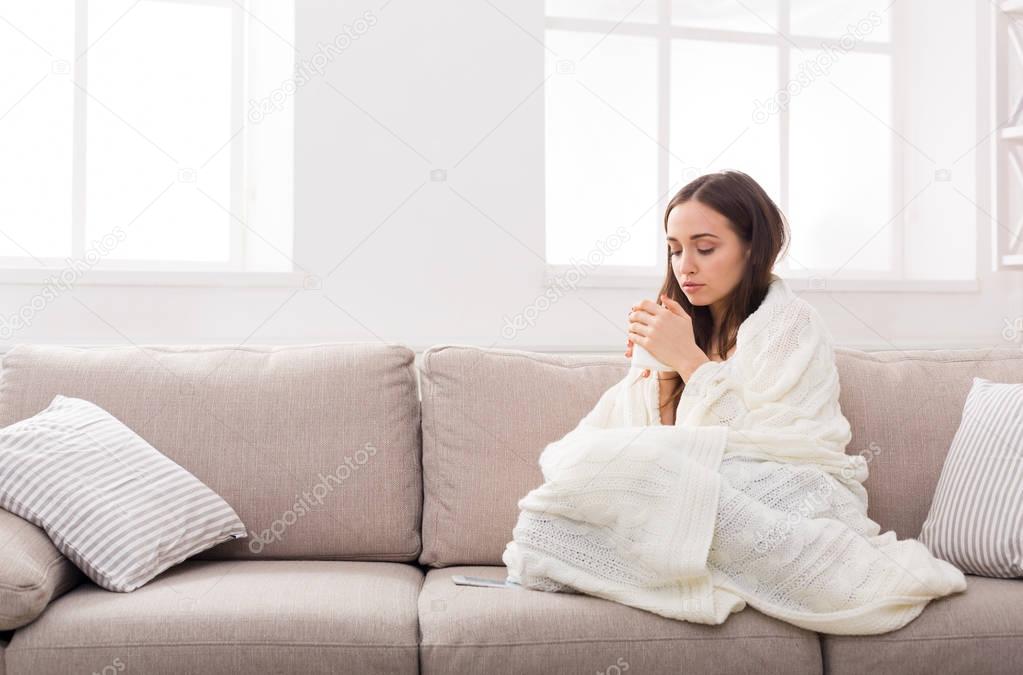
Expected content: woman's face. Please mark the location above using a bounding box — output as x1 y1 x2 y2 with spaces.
665 199 749 319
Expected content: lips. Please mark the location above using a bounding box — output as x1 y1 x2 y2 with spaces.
683 283 704 290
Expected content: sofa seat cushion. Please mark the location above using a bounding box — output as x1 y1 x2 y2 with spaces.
5 560 423 675
418 566 821 675
823 575 1023 675
0 509 82 630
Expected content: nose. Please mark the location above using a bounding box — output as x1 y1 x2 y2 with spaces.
674 248 698 275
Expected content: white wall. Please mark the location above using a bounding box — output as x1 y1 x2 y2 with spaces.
0 0 1020 356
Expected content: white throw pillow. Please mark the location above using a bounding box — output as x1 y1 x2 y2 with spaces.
0 395 247 592
919 377 1023 577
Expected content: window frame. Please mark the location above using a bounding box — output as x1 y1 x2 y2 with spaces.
0 0 297 281
993 0 1023 270
542 1 978 292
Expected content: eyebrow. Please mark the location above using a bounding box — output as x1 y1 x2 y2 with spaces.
666 233 720 243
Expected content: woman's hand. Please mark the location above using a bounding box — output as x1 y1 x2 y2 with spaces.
627 294 707 379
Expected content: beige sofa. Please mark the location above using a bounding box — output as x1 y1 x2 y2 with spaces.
0 342 1021 675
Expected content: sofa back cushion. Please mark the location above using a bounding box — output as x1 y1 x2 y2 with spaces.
833 346 1023 539
420 344 1023 567
419 346 627 567
0 343 422 561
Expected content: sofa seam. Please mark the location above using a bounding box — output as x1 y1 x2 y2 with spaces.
834 348 1023 364
422 344 1023 368
423 351 444 566
195 552 423 561
825 633 1023 643
9 642 420 650
405 349 425 564
421 344 625 371
420 635 814 647
0 553 69 593
419 632 1023 649
5 343 415 357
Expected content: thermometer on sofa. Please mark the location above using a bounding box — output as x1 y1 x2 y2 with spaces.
451 575 518 588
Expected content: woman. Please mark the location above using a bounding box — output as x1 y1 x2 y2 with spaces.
623 170 784 426
503 170 967 635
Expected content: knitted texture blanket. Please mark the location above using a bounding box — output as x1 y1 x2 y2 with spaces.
502 273 967 635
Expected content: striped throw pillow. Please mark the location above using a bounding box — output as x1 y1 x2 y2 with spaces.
919 377 1023 577
0 395 247 592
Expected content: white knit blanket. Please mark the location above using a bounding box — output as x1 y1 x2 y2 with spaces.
502 274 967 635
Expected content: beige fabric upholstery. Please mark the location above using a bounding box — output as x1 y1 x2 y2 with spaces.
0 509 83 630
833 347 1023 538
823 575 1023 674
419 346 627 566
0 343 422 561
420 344 1023 567
418 565 821 674
5 560 423 675
3 341 1021 674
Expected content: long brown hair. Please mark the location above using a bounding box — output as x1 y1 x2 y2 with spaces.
657 170 790 417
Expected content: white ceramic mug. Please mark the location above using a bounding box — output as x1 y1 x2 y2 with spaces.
630 343 674 372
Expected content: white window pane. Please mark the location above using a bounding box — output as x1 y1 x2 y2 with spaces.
671 0 779 34
1004 147 1023 269
0 1 74 258
788 51 892 273
1011 148 1023 241
545 30 659 266
789 1 891 42
1010 24 1023 126
669 40 780 205
85 0 233 263
546 0 658 23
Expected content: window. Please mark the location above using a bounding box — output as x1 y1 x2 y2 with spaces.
994 0 1023 270
543 1 932 285
0 0 295 274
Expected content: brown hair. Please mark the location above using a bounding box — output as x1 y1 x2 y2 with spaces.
656 170 790 417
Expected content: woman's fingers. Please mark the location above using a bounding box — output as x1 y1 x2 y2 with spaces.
628 328 648 344
628 309 655 325
628 323 649 338
660 294 682 315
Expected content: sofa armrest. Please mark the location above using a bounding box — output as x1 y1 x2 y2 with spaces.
0 508 83 630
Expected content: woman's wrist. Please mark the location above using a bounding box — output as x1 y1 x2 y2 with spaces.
674 353 711 382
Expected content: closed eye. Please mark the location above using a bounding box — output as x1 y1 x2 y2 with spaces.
670 249 715 257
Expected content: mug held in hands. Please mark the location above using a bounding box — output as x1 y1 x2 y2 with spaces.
630 343 674 372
